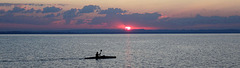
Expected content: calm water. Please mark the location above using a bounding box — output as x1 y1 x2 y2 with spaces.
0 34 240 68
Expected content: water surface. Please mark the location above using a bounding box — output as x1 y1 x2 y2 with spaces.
0 34 240 68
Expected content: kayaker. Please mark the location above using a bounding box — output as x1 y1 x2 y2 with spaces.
96 52 99 58
96 50 103 58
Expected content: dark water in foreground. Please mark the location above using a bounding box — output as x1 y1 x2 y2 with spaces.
0 34 240 68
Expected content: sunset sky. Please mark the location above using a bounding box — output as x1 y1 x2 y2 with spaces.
0 0 240 31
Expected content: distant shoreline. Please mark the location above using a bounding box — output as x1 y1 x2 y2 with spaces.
1 32 240 34
1 29 240 34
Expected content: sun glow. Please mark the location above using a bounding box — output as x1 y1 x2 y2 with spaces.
125 26 131 31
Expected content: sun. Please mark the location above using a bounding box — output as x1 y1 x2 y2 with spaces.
125 26 131 31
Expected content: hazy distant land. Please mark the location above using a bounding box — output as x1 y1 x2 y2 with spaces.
0 29 240 34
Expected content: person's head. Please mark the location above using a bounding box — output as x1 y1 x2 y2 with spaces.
100 50 102 52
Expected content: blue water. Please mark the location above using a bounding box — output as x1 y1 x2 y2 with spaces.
0 34 240 68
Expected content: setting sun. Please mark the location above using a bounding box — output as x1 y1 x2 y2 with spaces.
125 26 131 31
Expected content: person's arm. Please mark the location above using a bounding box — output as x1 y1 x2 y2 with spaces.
99 50 102 55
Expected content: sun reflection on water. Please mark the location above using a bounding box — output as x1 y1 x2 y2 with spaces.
125 34 133 68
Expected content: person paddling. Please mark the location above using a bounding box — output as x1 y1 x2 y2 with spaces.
96 52 99 58
95 50 102 58
85 50 116 59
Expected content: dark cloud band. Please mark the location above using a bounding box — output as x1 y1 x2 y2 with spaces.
0 3 66 7
1 5 240 30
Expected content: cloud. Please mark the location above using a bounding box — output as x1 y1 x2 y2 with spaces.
0 14 57 25
43 14 56 18
59 7 127 25
99 8 127 15
4 6 62 13
63 8 78 24
42 6 62 13
90 11 240 29
90 12 161 27
7 7 25 13
36 9 42 13
158 14 240 29
0 10 5 14
75 19 85 24
0 3 66 7
7 7 38 13
1 4 240 30
0 3 12 6
23 8 35 13
62 5 101 24
63 9 78 19
78 5 101 13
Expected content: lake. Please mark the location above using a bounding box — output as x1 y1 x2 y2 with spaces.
0 34 240 68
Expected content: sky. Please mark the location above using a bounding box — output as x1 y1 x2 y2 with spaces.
0 0 240 31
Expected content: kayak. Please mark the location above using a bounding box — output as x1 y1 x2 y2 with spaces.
85 55 116 59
